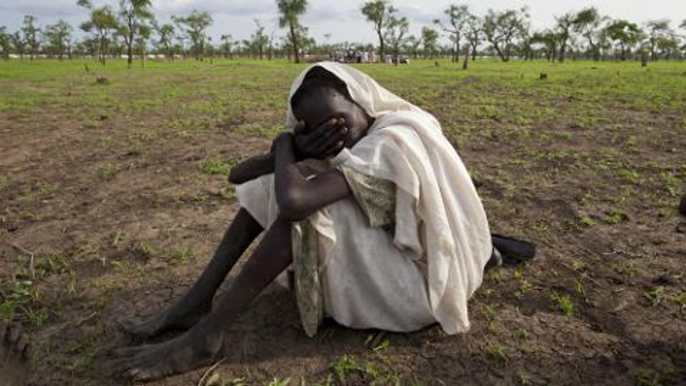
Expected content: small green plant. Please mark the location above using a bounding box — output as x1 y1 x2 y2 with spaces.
331 355 361 382
484 341 509 363
551 292 574 316
202 160 233 175
616 169 640 184
635 368 660 386
606 210 629 225
219 187 236 200
96 163 118 180
571 259 587 272
575 276 586 297
644 286 666 307
169 246 192 264
575 215 596 229
661 171 681 197
644 286 686 308
514 279 534 299
266 377 291 386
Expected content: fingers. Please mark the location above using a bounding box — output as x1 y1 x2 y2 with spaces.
294 117 350 159
293 121 306 135
321 139 345 158
309 118 348 154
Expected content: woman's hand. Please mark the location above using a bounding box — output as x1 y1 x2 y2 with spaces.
293 118 349 160
273 131 295 148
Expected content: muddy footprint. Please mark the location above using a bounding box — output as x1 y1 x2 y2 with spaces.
0 321 31 386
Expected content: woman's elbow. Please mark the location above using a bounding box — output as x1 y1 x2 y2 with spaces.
228 168 245 185
277 192 310 222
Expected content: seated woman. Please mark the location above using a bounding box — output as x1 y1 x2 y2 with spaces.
113 62 530 381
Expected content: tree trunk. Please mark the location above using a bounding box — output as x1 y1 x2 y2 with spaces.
455 34 460 63
494 44 507 62
559 40 567 63
462 44 469 69
377 30 385 63
127 33 133 67
99 35 106 65
290 22 300 64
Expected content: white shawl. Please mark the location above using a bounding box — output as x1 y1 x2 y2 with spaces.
287 62 492 334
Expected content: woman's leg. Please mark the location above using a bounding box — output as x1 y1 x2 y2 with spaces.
112 217 293 381
119 208 264 337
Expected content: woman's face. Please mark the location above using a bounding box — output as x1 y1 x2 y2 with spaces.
292 86 372 149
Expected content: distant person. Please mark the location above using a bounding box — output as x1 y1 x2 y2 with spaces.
112 62 534 381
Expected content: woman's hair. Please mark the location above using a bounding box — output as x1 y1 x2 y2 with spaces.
290 66 353 111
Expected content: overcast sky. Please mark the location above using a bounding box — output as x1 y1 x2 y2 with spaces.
1 0 685 45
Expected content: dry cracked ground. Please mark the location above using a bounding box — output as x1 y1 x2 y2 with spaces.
0 60 684 385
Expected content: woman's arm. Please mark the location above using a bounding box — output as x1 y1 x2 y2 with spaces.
229 118 348 185
273 133 352 221
228 153 275 185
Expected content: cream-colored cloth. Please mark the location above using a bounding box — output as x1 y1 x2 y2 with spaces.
237 62 492 336
236 167 435 336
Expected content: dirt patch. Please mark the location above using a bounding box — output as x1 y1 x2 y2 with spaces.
0 322 31 386
1 60 685 385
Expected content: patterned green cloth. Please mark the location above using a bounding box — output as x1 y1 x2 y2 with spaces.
340 166 396 232
292 167 396 337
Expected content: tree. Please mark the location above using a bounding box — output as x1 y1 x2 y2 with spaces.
10 31 25 59
655 32 680 59
219 34 236 59
555 12 575 62
280 24 312 60
133 24 151 66
483 7 529 62
435 5 469 63
361 0 397 63
645 20 671 61
22 15 41 60
276 0 308 63
118 0 154 67
0 27 11 59
421 26 438 58
246 19 269 59
463 14 482 67
531 30 559 62
173 11 213 61
605 19 642 60
155 23 176 60
405 35 421 58
44 20 73 60
78 0 119 65
386 15 408 64
573 7 604 61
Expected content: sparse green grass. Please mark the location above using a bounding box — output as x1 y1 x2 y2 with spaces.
202 160 235 175
327 354 402 385
1 57 685 385
551 292 575 316
484 341 509 363
644 286 686 308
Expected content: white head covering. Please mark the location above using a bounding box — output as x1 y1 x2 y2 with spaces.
286 61 433 130
287 62 492 334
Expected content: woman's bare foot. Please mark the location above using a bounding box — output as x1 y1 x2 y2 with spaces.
111 323 223 382
0 321 31 386
117 300 211 339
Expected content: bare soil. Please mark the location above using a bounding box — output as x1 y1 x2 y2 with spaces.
0 61 684 385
